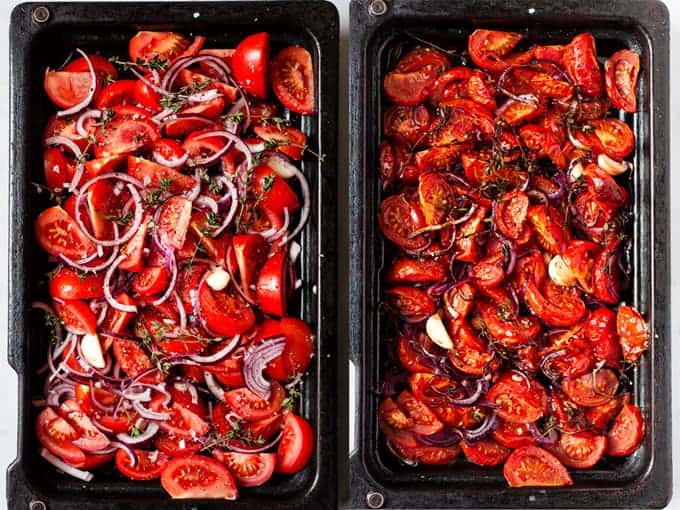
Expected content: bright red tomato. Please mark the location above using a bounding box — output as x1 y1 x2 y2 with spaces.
160 455 238 499
276 413 313 474
231 32 270 99
271 46 315 114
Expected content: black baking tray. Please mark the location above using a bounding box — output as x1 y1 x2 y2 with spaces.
348 0 671 508
7 2 338 508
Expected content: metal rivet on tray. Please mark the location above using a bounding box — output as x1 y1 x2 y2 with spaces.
31 6 50 23
366 491 385 509
368 0 388 16
29 501 46 510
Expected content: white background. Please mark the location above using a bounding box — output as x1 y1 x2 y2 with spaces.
0 0 676 509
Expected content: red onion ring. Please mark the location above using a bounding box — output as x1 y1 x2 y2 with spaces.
283 166 311 242
40 448 94 482
211 177 238 237
129 67 170 97
415 428 463 447
56 49 96 118
60 224 120 272
462 412 498 442
204 372 225 402
75 109 102 138
152 150 188 168
194 195 219 214
226 431 283 454
189 335 240 364
192 130 251 167
151 253 178 306
116 421 160 445
242 337 286 400
104 255 138 313
132 400 169 421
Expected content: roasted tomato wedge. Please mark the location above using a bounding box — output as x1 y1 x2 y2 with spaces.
395 390 444 435
461 437 511 466
379 194 429 251
129 31 188 64
468 30 526 73
616 305 649 364
504 446 573 487
605 49 640 113
606 403 645 456
384 47 449 105
562 33 603 97
486 372 548 424
385 286 436 323
548 432 606 468
562 367 619 407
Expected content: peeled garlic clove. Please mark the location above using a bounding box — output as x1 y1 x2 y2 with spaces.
426 312 453 350
597 154 630 176
548 255 577 287
81 333 106 369
569 160 584 182
206 267 230 291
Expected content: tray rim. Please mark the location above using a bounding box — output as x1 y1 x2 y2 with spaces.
7 2 339 509
348 0 671 508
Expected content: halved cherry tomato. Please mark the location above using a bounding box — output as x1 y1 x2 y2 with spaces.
562 367 619 407
224 383 285 422
504 446 573 487
461 437 511 466
605 49 640 113
231 32 270 99
562 33 603 97
616 305 649 364
35 206 96 259
161 455 238 499
385 286 435 323
606 403 644 456
129 31 188 64
271 46 315 114
384 47 449 105
36 407 86 465
486 371 548 424
276 413 313 474
44 71 97 110
548 432 606 468
379 194 429 251
213 451 276 488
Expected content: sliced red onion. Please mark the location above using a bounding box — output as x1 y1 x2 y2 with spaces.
151 252 178 306
56 49 96 118
266 207 290 242
449 378 488 406
40 448 94 482
75 109 102 138
45 135 83 159
264 153 298 179
88 381 114 413
174 381 199 405
211 177 238 237
104 255 138 313
46 384 76 407
189 335 240 364
152 150 188 168
188 89 221 104
194 195 219 214
242 337 286 400
289 241 302 263
246 140 266 153
527 422 558 445
94 441 137 466
224 246 257 305
190 272 222 337
132 400 169 421
116 421 160 445
129 67 170 97
204 372 225 402
226 431 283 454
415 428 463 447
152 108 175 124
192 130 250 167
184 169 203 202
76 175 144 246
173 291 187 331
284 166 311 242
540 348 567 381
463 412 498 442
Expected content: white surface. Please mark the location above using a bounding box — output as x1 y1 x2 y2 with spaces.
0 1 677 509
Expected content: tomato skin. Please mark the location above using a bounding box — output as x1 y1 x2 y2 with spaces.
231 32 270 99
253 124 306 160
616 305 649 364
36 407 86 465
448 321 497 376
44 71 98 109
386 257 448 284
461 437 511 466
548 432 606 468
495 190 529 239
49 267 104 300
215 451 276 487
116 449 169 481
486 372 548 424
35 206 96 260
271 46 315 114
586 393 628 432
524 280 586 328
276 414 313 474
562 367 619 407
112 336 157 380
161 455 238 500
94 111 160 158
156 196 192 250
606 403 645 456
43 147 75 190
504 446 573 487
605 49 640 113
223 383 285 422
94 80 137 109
492 420 535 449
585 307 621 367
384 47 449 105
563 33 603 97
468 30 526 73
395 390 444 435
155 434 203 458
385 286 435 323
252 164 300 216
54 299 98 335
198 284 256 337
256 252 287 316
